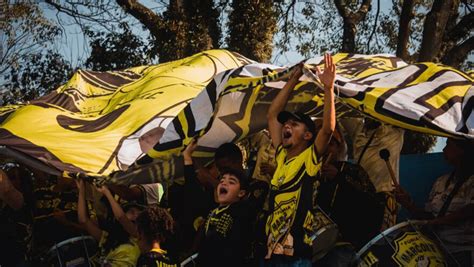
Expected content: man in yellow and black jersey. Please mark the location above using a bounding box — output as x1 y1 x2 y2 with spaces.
264 54 336 266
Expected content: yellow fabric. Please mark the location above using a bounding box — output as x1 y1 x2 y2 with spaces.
0 50 247 176
99 231 140 267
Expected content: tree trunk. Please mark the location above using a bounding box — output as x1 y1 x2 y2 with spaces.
334 0 372 53
227 0 277 62
396 0 416 60
418 0 456 62
182 0 221 56
116 0 220 63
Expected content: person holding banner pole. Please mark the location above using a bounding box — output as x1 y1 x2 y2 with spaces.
263 53 336 266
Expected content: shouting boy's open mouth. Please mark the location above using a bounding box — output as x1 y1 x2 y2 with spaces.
218 186 228 196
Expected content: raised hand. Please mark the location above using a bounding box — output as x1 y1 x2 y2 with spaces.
288 62 304 82
315 53 336 90
183 138 198 159
95 185 111 196
75 178 85 191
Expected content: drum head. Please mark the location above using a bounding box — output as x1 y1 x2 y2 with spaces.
356 221 448 267
312 225 339 262
180 253 198 267
46 236 98 267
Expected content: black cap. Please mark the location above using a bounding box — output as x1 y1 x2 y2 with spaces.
277 111 316 136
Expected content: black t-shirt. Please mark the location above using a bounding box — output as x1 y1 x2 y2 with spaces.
33 186 87 251
316 161 383 249
169 164 216 254
197 201 254 267
0 202 33 266
137 250 177 267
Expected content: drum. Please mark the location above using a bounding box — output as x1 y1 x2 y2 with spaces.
180 253 198 267
311 205 339 262
45 236 98 267
356 220 449 267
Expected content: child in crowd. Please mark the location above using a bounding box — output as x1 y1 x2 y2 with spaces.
183 139 254 266
75 179 140 266
196 167 253 266
136 205 176 267
170 140 245 259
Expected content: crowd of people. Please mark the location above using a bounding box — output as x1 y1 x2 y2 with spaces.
0 54 472 267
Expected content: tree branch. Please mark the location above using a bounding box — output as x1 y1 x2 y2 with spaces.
334 0 349 18
366 0 380 53
448 11 474 43
354 0 372 22
418 0 456 62
115 0 165 37
396 0 416 60
334 0 372 53
441 36 474 68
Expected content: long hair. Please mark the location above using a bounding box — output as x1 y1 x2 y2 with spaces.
136 205 174 246
101 220 131 253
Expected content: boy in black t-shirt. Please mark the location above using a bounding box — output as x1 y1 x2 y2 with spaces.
197 167 252 267
182 139 253 266
136 205 177 267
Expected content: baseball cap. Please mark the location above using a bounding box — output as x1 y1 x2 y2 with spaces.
277 111 316 136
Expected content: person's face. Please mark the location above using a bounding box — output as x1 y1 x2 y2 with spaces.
125 207 141 223
443 139 464 166
281 119 312 149
216 174 245 206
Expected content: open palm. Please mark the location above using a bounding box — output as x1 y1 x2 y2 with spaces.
315 53 336 90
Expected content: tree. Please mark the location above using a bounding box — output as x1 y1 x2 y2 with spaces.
227 0 277 62
85 23 155 71
1 51 73 105
0 1 60 76
44 0 279 63
334 0 372 53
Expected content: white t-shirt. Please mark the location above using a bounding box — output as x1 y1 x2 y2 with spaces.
425 173 474 253
131 183 164 205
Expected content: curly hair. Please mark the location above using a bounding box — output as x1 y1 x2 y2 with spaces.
136 205 174 245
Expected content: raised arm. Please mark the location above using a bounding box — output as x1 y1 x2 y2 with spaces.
183 139 198 166
267 64 303 148
97 185 138 238
314 53 336 156
108 184 142 202
75 179 102 241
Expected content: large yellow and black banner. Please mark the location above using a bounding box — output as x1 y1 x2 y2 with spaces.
0 50 472 184
0 50 252 177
